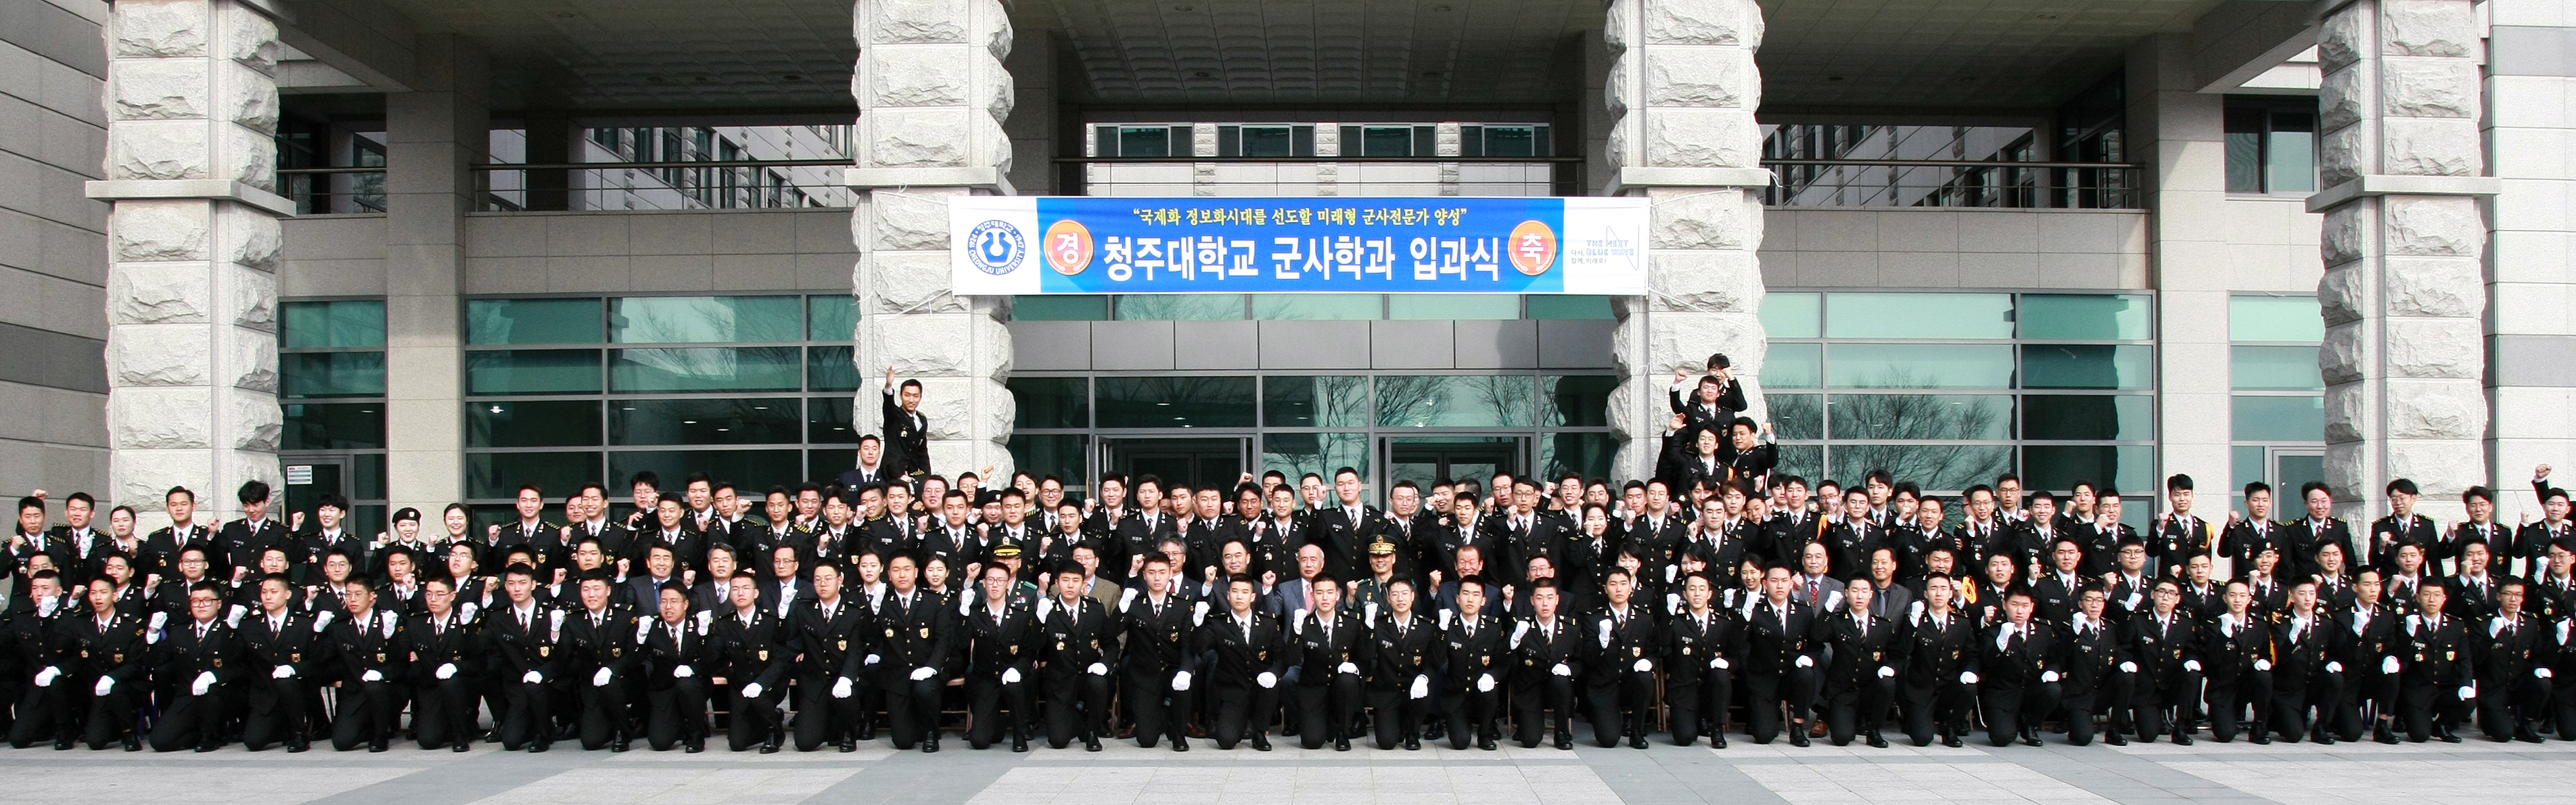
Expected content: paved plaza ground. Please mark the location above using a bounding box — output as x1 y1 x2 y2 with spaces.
0 733 2564 805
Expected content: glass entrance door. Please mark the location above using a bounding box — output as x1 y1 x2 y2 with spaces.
1101 437 1249 491
2270 447 2324 495
283 459 348 529
1383 436 1526 494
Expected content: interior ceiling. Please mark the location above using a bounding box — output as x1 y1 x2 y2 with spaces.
376 0 2229 114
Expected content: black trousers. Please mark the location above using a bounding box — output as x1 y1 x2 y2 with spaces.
2474 673 2548 739
2552 676 2576 739
412 678 482 749
2273 672 2343 740
1294 672 1362 749
1983 680 2060 746
726 682 785 751
1042 672 1111 748
1368 684 1431 749
1743 668 1816 744
2399 681 2470 741
499 674 551 750
1825 676 1896 745
147 689 223 752
331 680 402 750
1509 674 1576 747
5 683 67 748
2334 668 2399 740
577 676 635 749
2061 674 2130 745
883 674 943 749
792 674 866 751
2206 671 2272 741
647 678 709 750
2132 672 2202 738
1582 670 1655 746
1441 683 1499 749
1123 668 1194 747
242 677 310 750
1666 670 1732 745
1900 677 1975 745
965 674 1032 748
1208 683 1278 750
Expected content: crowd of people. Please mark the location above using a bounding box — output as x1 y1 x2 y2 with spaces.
5 361 2575 756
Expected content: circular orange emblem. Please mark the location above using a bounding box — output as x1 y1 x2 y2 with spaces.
1044 219 1094 275
1507 220 1559 276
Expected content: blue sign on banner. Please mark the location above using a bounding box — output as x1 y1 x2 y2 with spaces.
946 196 1649 295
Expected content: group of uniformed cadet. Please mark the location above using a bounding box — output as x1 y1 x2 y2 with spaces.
7 364 2576 754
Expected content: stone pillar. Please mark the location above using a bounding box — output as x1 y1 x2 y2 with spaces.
1600 0 1773 482
2128 34 2233 507
2482 0 2576 512
381 35 486 509
2311 0 2498 520
848 0 1017 482
88 0 294 520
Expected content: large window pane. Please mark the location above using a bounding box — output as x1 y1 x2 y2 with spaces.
2268 108 2318 193
281 300 386 348
808 396 858 444
807 294 858 341
469 400 603 447
283 403 384 450
2229 296 2323 342
1264 375 1370 428
610 296 801 343
1541 375 1616 427
610 398 801 445
467 298 603 345
1251 294 1380 320
1095 376 1256 428
2023 445 2154 499
1115 294 1245 320
2021 394 2152 441
807 346 861 392
1768 394 1822 439
1824 293 2013 339
2019 294 2150 340
610 347 800 392
1827 444 2014 492
1761 292 1822 339
1261 432 1368 484
2232 345 2324 390
609 450 803 494
1525 295 1613 320
466 350 600 395
1542 433 1615 483
2021 344 2153 390
467 451 599 500
1763 343 1822 388
2224 105 2266 193
1827 394 2012 440
281 352 386 398
1390 294 1517 320
1773 445 1824 486
2232 446 2266 492
1826 344 2014 388
1011 376 1092 429
1009 434 1090 492
1013 296 1109 321
2233 395 2324 442
1375 375 1535 428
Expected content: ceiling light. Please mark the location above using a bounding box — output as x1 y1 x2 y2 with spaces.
489 405 503 414
684 420 699 424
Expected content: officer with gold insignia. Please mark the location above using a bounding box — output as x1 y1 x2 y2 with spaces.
1119 553 1199 751
2286 482 2356 584
2201 580 2274 744
2473 580 2548 743
1820 576 1898 748
1585 567 1661 749
875 553 952 752
2370 479 2441 575
1509 578 1585 750
708 570 790 752
1436 576 1506 750
1291 574 1368 751
486 563 559 752
642 584 710 752
1977 588 2062 748
559 570 643 751
2060 585 2134 745
2332 568 2404 743
789 561 871 752
1742 566 1820 747
1196 572 1285 751
2398 583 2474 742
407 575 482 752
5 571 72 750
144 579 231 752
1366 576 1438 750
239 572 326 752
1038 559 1117 751
1900 573 1977 747
963 562 1041 752
325 574 405 752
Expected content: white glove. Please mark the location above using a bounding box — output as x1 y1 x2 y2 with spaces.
32 666 58 687
2383 656 2401 674
863 653 881 666
673 664 694 678
1795 655 1814 668
522 670 543 684
1598 620 1614 648
2252 659 2272 672
592 668 613 687
741 683 764 699
2458 684 2477 699
1632 658 1653 672
2119 661 2138 674
146 628 162 645
831 677 854 698
1959 671 1979 684
461 602 479 622
1550 662 1571 677
2183 660 2203 672
910 666 938 681
1256 671 1277 689
2538 668 2554 679
1877 665 1895 678
1001 668 1021 685
2040 670 2060 683
94 677 114 695
273 665 296 679
1475 673 1496 692
1712 657 1730 670
549 610 565 630
361 670 383 683
191 670 214 695
1336 661 1360 675
227 604 246 627
694 610 712 635
1410 675 1430 699
436 662 457 680
1170 670 1192 691
1087 662 1108 676
1511 620 1529 649
313 610 334 632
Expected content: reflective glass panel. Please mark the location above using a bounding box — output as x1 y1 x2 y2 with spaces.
467 298 602 345
1827 444 2015 492
1264 375 1370 428
1252 294 1381 320
1768 394 1822 439
282 403 384 450
281 352 386 398
1010 376 1092 429
610 296 801 343
2229 296 2323 342
1542 433 1615 482
1390 294 1518 320
2019 294 2150 340
281 300 386 348
465 349 600 395
1375 375 1535 428
1013 296 1110 321
2231 345 2324 390
808 294 858 341
808 450 857 484
610 450 803 495
808 395 858 444
2021 394 2153 441
2023 445 2154 498
467 451 599 500
1261 432 1370 484
1773 444 1824 484
1824 293 2013 339
807 346 860 392
467 400 603 447
1095 375 1256 428
1116 294 1245 320
1009 434 1091 491
1826 344 2014 388
610 398 802 445
2021 344 2153 390
1541 375 1616 427
609 347 800 392
1828 394 2013 440
1760 292 1822 339
2232 395 2324 442
1525 295 1613 320
1763 343 1822 389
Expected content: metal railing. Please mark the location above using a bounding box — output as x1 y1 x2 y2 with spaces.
1761 159 2140 209
277 166 387 215
473 160 856 212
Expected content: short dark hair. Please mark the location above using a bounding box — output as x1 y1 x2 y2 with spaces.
237 480 272 504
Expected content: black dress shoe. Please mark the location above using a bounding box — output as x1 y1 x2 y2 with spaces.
1333 737 1350 752
1711 731 1728 749
1084 737 1103 752
1171 736 1189 752
2376 722 2400 744
196 743 219 753
1943 732 1964 748
1629 734 1649 749
612 737 630 753
2437 730 2462 743
1479 735 1498 751
2249 730 2271 745
922 737 939 753
453 741 473 752
2020 730 2042 748
1404 737 1421 751
369 739 389 753
1554 736 1573 750
1251 733 1271 752
856 722 877 741
2173 730 2193 746
1866 732 1888 748
1789 729 1810 748
124 737 142 752
2105 732 2128 746
530 741 549 753
1012 735 1030 752
686 740 705 753
838 737 857 753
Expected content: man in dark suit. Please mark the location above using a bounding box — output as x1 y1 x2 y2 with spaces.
1977 588 2062 747
216 481 288 584
882 369 931 482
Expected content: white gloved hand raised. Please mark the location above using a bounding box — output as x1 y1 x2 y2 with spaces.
2252 659 2272 672
1170 670 1192 691
2183 660 2203 672
2119 661 2138 674
910 666 938 681
1877 665 1895 678
1633 658 1653 672
1088 662 1108 676
1256 671 1277 689
589 668 610 687
2324 661 2341 673
1959 671 1979 685
2040 670 2060 683
522 670 544 684
191 670 215 695
273 665 295 679
1337 662 1360 675
2538 668 2554 679
361 670 383 683
672 664 694 678
1475 673 1496 692
1550 662 1571 677
1001 668 1020 685
32 666 58 687
95 677 114 695
2383 656 2401 674
1794 655 1813 668
436 662 457 680
831 677 854 698
1410 675 1430 699
741 682 764 699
